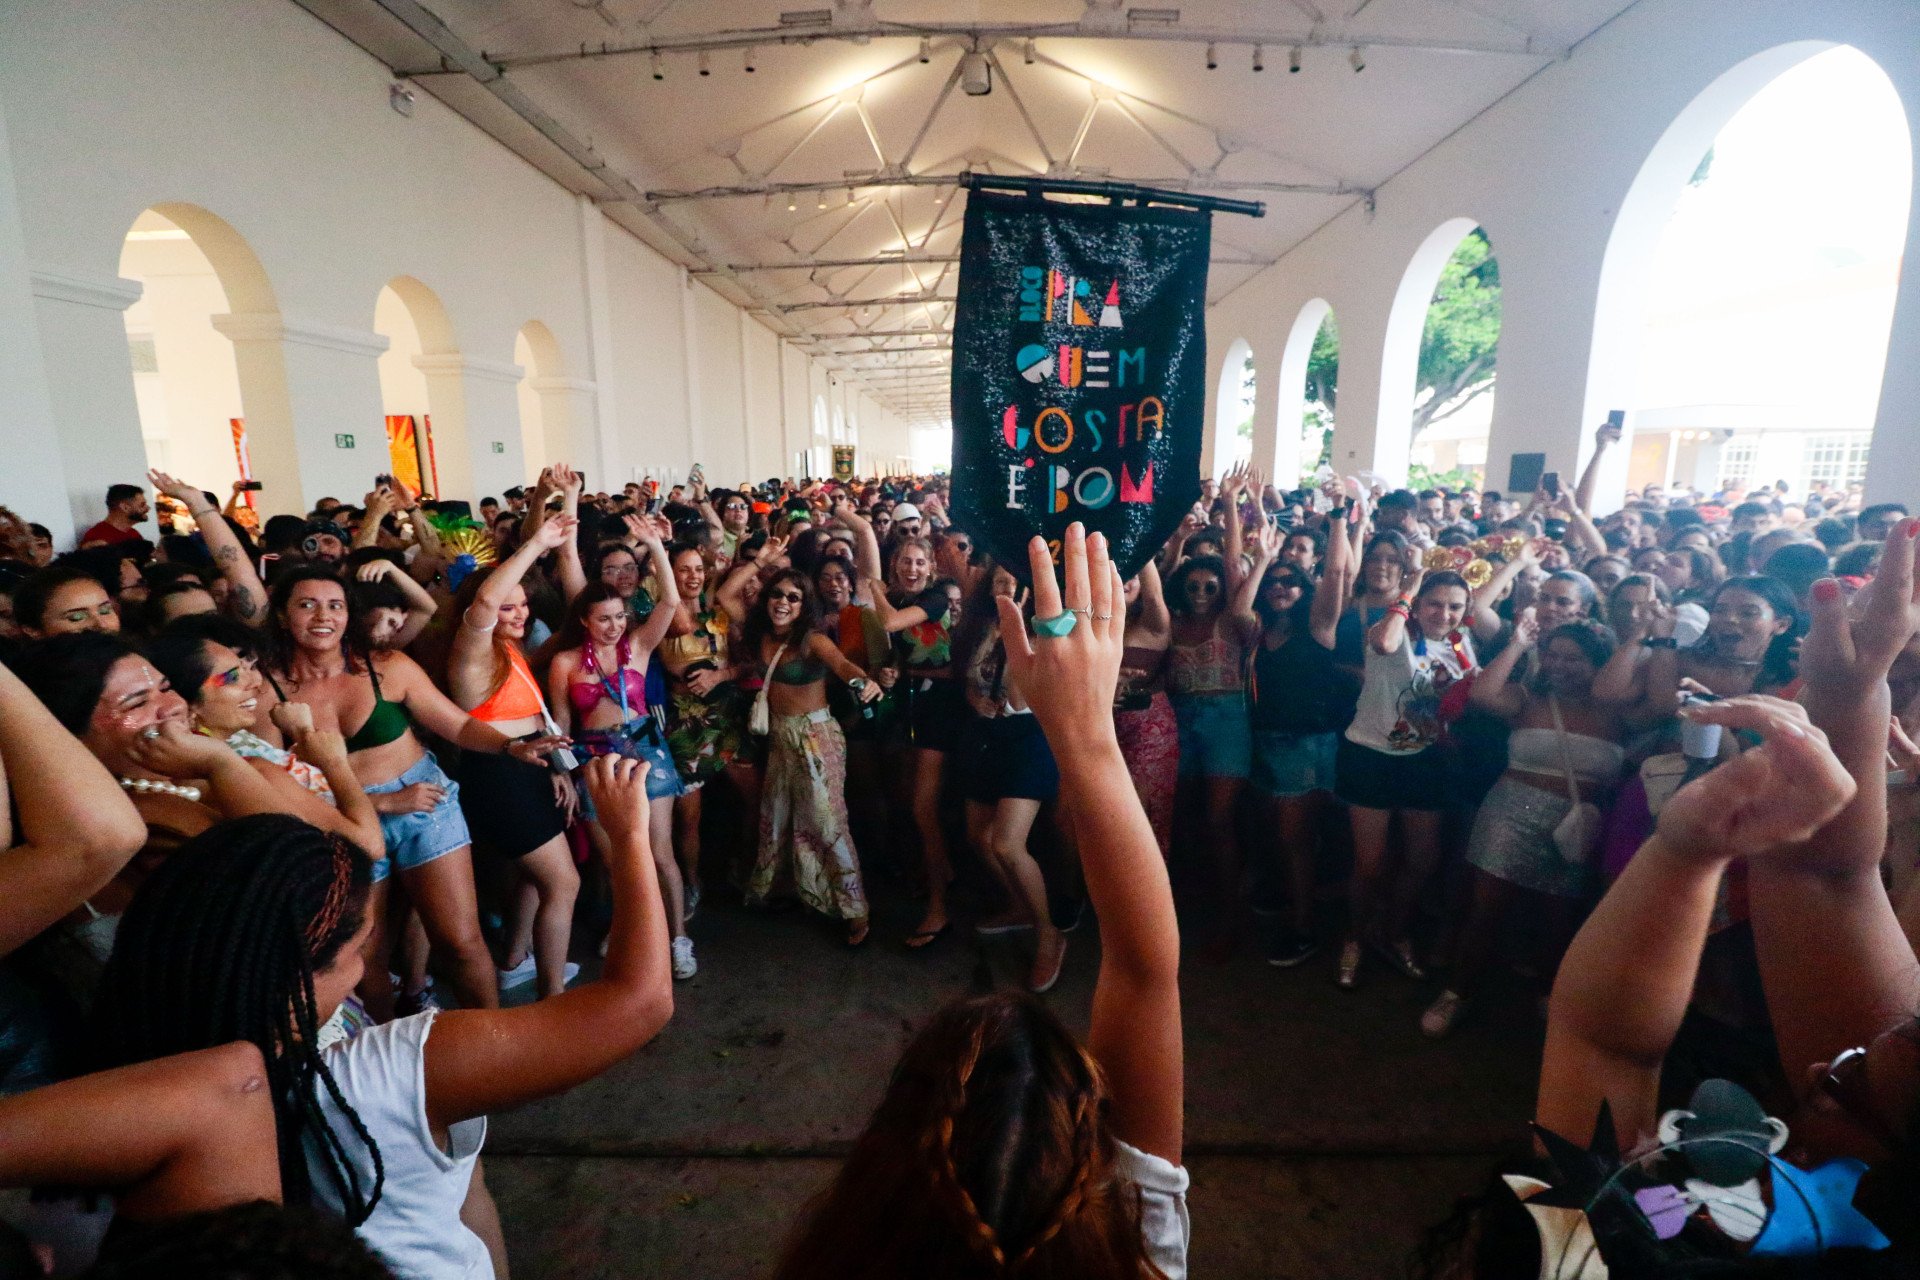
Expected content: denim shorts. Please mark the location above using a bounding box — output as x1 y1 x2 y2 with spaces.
1250 729 1339 799
1171 691 1252 780
364 751 471 877
577 717 688 807
960 713 1059 804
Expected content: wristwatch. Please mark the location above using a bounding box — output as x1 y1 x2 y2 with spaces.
847 677 870 693
1641 636 1678 649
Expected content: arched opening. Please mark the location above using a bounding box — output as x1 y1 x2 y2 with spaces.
118 204 295 515
374 277 466 500
1211 338 1255 477
1592 45 1910 504
1379 218 1501 486
1275 300 1338 486
514 320 566 475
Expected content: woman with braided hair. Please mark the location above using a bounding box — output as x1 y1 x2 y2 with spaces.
778 524 1187 1279
92 754 674 1279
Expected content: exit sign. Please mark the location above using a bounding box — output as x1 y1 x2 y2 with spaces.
491 441 505 454
334 433 354 449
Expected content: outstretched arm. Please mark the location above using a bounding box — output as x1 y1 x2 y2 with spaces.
1573 418 1619 518
1749 520 1920 1081
0 662 147 957
1470 608 1536 719
148 471 267 623
1000 525 1181 1164
0 1042 282 1221
1538 697 1854 1146
355 559 438 650
426 757 672 1127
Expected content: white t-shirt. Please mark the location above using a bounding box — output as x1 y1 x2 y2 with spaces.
306 1011 492 1280
1114 1139 1191 1279
1345 628 1476 755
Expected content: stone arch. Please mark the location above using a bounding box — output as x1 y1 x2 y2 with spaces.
117 203 301 511
1585 41 1911 507
1209 337 1255 478
514 319 568 473
1275 299 1335 487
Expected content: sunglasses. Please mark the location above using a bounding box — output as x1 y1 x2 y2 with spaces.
769 590 806 604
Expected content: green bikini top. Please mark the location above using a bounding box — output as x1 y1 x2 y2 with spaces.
267 662 408 752
344 665 410 751
770 653 831 685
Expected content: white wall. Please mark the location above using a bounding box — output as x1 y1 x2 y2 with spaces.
1205 0 1920 507
0 0 921 544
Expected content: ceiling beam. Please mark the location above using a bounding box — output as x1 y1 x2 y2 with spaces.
696 249 1274 274
777 294 957 313
645 172 1363 203
416 22 1565 77
790 328 949 339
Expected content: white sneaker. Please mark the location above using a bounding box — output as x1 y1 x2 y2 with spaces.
497 955 537 989
1421 989 1466 1039
683 881 701 923
671 935 698 980
561 961 581 987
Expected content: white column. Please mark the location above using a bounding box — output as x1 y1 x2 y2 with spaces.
0 102 72 540
529 376 600 476
413 354 527 503
575 195 618 484
28 269 145 538
1248 337 1283 487
1329 292 1394 483
1866 182 1920 505
212 312 390 516
679 267 701 474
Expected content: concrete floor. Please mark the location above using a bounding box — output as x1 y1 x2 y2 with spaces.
483 879 1546 1279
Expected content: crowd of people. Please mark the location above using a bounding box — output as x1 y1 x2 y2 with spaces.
0 414 1915 1278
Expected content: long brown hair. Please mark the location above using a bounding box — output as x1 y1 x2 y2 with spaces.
775 992 1164 1280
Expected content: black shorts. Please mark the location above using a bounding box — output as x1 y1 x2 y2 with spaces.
1333 736 1453 812
458 750 567 858
960 713 1060 804
904 677 965 753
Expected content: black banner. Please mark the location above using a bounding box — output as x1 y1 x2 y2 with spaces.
949 188 1210 585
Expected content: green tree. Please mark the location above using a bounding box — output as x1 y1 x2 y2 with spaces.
1305 312 1339 413
1412 228 1501 436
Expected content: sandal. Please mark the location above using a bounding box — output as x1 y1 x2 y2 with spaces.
903 922 949 949
846 920 871 948
1029 936 1068 994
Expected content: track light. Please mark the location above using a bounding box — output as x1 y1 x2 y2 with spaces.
960 48 992 96
697 50 710 76
918 36 930 64
817 192 828 209
743 47 756 72
1350 45 1366 73
650 49 663 80
1289 45 1302 73
1204 42 1217 70
787 194 797 212
1251 44 1264 72
1023 37 1035 64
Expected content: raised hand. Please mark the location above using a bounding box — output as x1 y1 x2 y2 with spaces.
583 754 649 840
1512 605 1540 650
1656 696 1855 865
552 463 583 498
531 514 579 552
145 469 202 507
1253 521 1281 562
355 559 398 584
997 523 1123 752
1800 517 1920 698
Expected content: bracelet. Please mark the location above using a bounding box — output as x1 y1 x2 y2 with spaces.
1386 603 1411 620
1641 636 1678 650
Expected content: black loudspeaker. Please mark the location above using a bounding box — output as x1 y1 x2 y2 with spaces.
1507 452 1545 494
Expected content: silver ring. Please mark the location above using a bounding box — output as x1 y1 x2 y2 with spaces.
141 727 162 741
1093 612 1114 621
1069 607 1092 616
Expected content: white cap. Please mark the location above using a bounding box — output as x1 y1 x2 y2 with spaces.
892 502 921 521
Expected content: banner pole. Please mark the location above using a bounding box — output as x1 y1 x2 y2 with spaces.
958 172 1265 219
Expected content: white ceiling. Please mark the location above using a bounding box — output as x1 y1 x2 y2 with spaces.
294 0 1636 424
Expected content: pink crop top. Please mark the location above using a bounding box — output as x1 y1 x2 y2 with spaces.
571 635 648 716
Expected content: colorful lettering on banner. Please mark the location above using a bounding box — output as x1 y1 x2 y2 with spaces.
950 188 1208 583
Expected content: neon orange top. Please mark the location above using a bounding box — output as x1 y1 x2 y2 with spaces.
470 644 545 723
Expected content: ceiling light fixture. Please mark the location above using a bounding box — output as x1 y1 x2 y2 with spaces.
1289 45 1302 73
650 49 663 80
743 48 756 73
1023 37 1036 64
918 36 931 64
960 47 992 96
1204 42 1217 71
787 194 798 212
697 50 710 76
1350 45 1366 73
817 192 828 209
777 9 832 26
1252 44 1264 72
